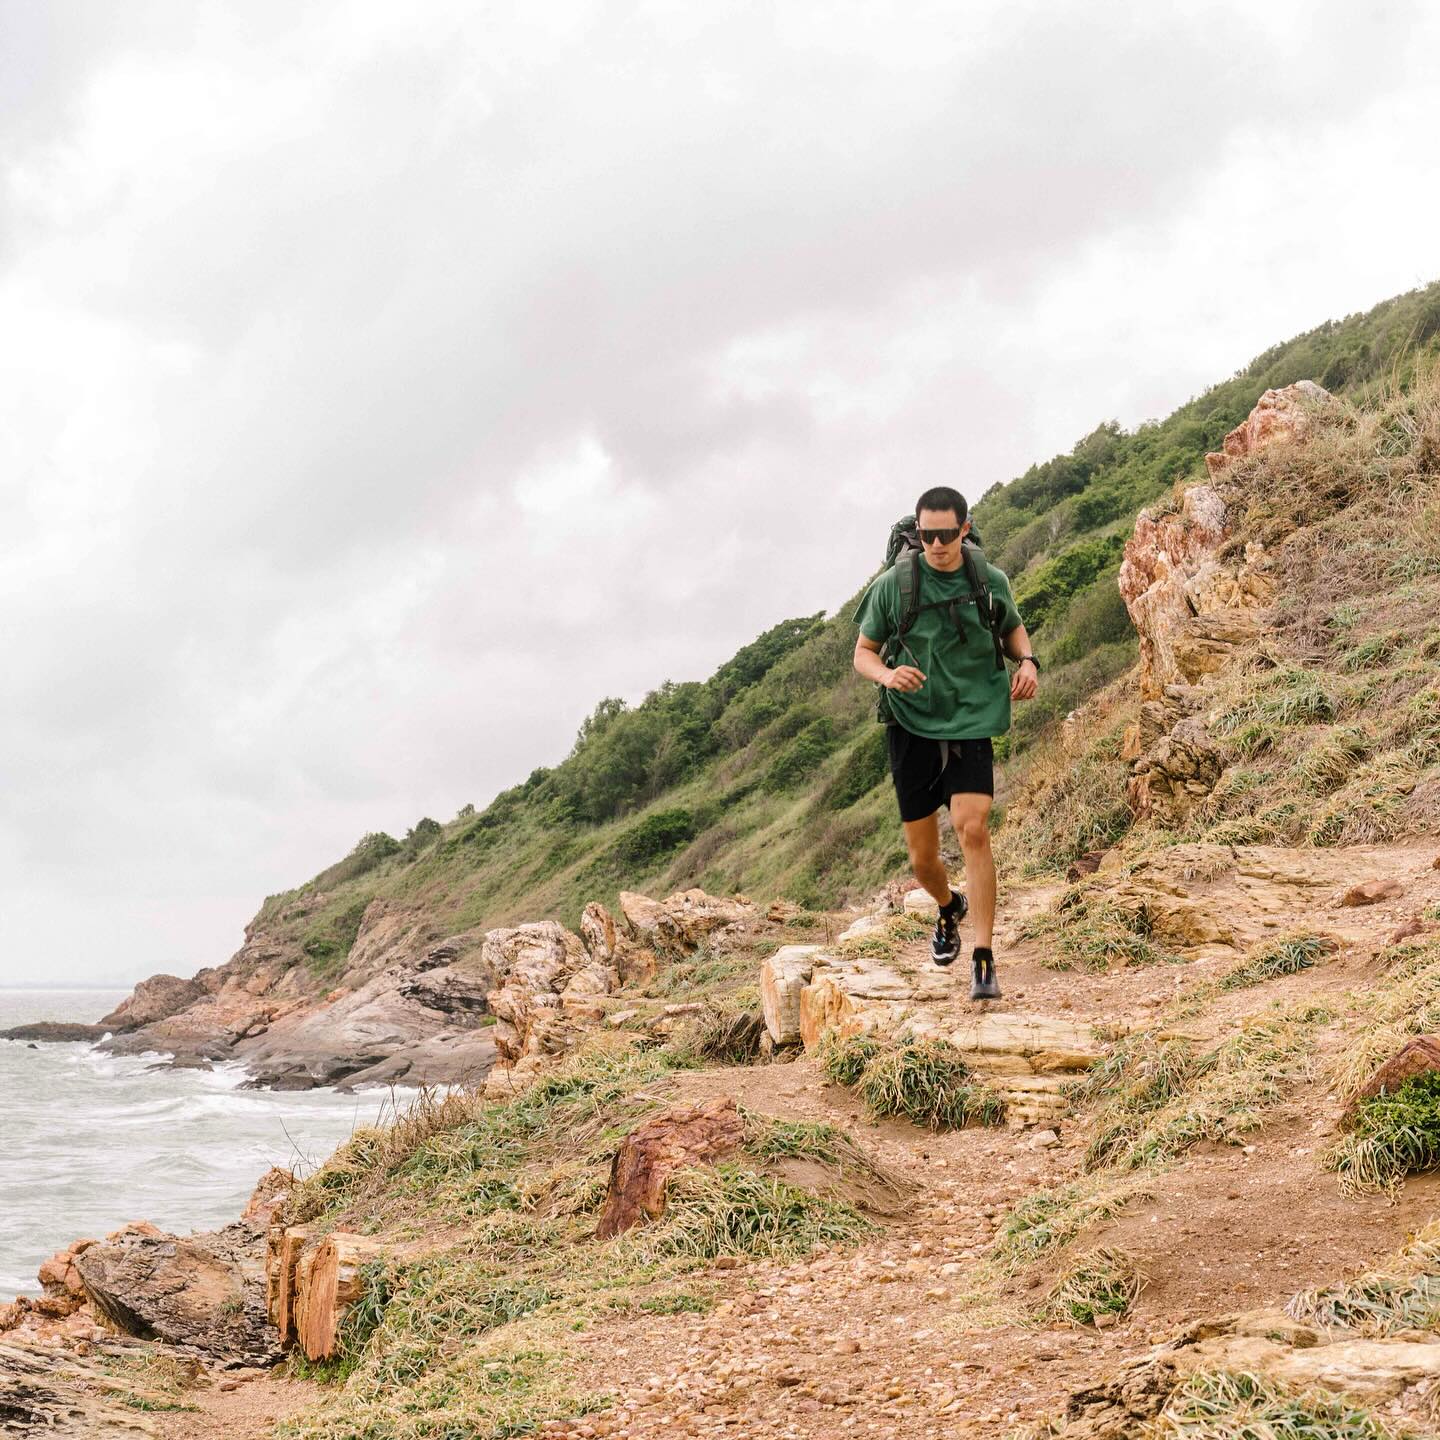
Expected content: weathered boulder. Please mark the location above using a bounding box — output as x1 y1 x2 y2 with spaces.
1126 715 1226 823
837 912 887 943
266 1230 391 1362
242 1167 295 1226
485 921 598 1068
580 901 618 963
1384 915 1427 949
759 945 824 1046
76 1219 278 1366
595 1097 747 1239
1342 878 1405 907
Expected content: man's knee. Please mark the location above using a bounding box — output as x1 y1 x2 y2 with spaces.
954 808 991 850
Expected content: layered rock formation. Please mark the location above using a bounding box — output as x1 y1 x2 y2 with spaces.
1024 1305 1440 1438
1117 381 1334 821
759 936 1113 1127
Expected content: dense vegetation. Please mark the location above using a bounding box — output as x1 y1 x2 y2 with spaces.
256 281 1440 974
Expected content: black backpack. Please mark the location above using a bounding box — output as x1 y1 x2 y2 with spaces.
874 515 1007 724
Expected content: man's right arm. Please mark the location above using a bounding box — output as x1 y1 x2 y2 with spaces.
854 632 926 692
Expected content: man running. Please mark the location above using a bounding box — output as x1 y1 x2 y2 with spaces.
852 486 1038 1000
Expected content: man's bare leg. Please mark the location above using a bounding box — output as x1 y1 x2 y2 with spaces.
950 791 1001 996
901 813 953 905
950 792 995 947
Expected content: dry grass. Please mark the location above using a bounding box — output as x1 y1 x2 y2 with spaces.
1328 935 1440 1102
995 690 1137 880
281 1044 896 1439
1076 1008 1329 1174
1150 1369 1421 1440
1019 884 1181 973
1288 1221 1440 1334
1218 931 1340 992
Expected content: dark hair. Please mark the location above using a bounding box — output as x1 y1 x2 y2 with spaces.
915 486 967 524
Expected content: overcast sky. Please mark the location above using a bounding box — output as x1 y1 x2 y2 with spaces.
3 2 1439 987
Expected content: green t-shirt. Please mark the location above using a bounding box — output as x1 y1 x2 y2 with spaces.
856 555 1024 740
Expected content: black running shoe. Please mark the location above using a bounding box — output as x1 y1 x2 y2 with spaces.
970 947 1002 1001
930 893 966 966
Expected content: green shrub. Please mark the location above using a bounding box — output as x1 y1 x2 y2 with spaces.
766 717 840 791
301 898 371 977
1012 532 1128 636
821 727 889 810
1326 1069 1440 1196
605 807 698 870
1042 570 1134 667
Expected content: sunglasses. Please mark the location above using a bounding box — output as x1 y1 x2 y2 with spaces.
918 527 962 545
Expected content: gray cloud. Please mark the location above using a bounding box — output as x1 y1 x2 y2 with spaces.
2 0 1438 983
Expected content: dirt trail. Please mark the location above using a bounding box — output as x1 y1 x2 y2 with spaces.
544 841 1440 1437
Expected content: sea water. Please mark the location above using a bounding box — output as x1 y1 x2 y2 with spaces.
0 989 392 1299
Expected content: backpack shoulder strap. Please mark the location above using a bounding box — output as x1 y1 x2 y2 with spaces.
895 550 922 637
961 542 1006 672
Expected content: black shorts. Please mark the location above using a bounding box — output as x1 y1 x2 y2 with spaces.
887 726 994 823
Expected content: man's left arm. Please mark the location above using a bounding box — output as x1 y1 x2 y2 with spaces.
1003 623 1039 700
991 572 1039 701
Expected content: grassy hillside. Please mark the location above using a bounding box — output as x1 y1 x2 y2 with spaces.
260 282 1440 978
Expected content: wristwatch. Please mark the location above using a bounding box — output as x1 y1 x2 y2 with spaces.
1017 655 1041 672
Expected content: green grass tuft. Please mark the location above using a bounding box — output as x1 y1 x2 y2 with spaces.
820 1032 1005 1128
1219 932 1339 991
1042 1246 1143 1328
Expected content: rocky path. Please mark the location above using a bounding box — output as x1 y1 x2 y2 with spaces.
544 841 1440 1436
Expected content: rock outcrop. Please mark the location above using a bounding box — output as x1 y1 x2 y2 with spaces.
1203 378 1333 476
235 936 498 1090
15 884 754 1094
619 888 756 960
98 973 211 1032
0 1341 163 1436
483 920 615 1077
1117 381 1334 819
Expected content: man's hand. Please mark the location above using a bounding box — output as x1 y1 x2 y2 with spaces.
1010 659 1038 701
886 665 926 693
